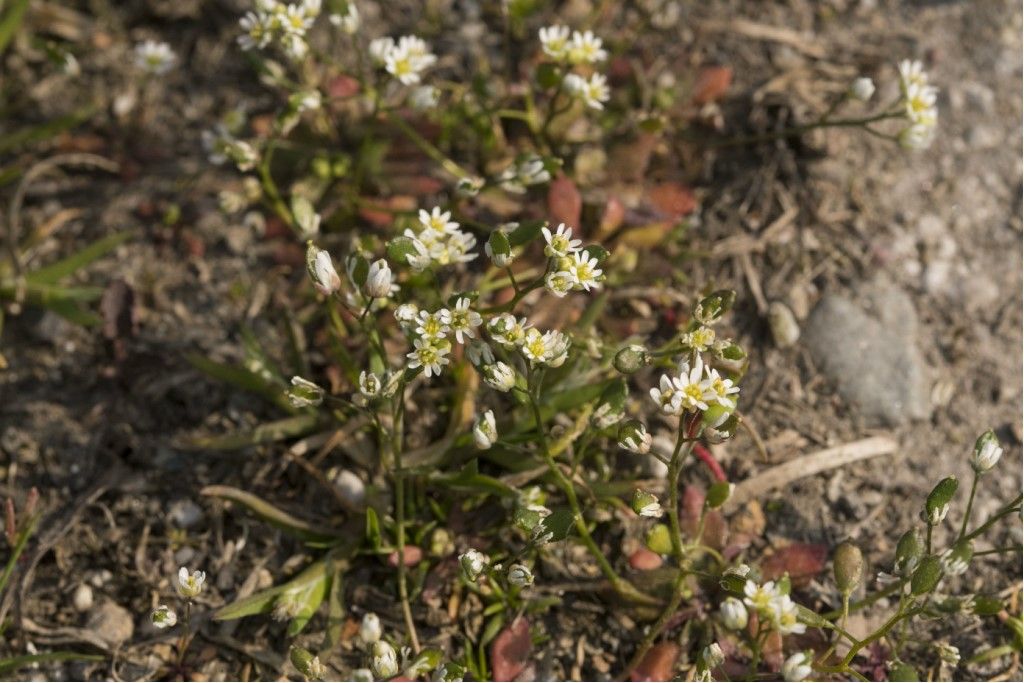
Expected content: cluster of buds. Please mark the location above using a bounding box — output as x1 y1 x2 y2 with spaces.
537 26 610 110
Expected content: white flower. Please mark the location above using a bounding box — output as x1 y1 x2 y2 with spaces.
970 430 1002 473
483 362 517 392
940 550 969 576
306 244 342 295
406 338 450 378
456 175 485 197
371 640 399 680
281 33 309 61
936 642 960 665
702 643 724 670
565 72 610 110
329 2 359 33
899 122 935 150
351 669 373 683
704 365 740 410
384 35 436 85
771 595 806 635
415 309 451 340
473 410 497 449
419 207 459 234
538 25 571 60
545 270 574 298
681 326 716 352
238 12 273 51
289 376 325 407
498 156 551 193
466 341 495 366
568 250 602 291
281 3 314 35
459 549 488 580
365 259 394 298
409 85 440 110
176 567 205 598
521 328 570 367
359 612 382 645
897 60 938 150
850 76 875 102
395 303 420 328
448 298 482 343
507 563 534 587
673 356 714 412
567 30 607 65
782 652 812 682
541 223 582 257
898 59 928 91
719 597 748 630
151 605 177 629
301 0 322 18
488 314 531 348
650 374 683 415
359 371 381 397
369 37 396 65
134 40 176 75
742 579 779 613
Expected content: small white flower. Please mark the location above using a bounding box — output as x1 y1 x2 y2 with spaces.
704 365 740 410
406 338 451 378
488 314 531 348
238 12 273 50
394 302 420 328
970 430 1002 473
521 328 570 367
567 30 607 65
473 410 497 449
673 356 714 412
936 642 960 665
771 595 807 635
782 652 812 682
565 72 610 110
459 549 488 580
541 223 582 257
850 76 875 102
483 362 517 392
371 640 399 680
507 563 534 587
419 207 459 234
368 37 396 65
415 309 451 340
329 2 359 33
176 567 205 598
151 605 177 629
359 371 381 397
281 3 314 35
384 35 436 85
306 244 342 295
719 597 748 630
568 250 602 291
702 643 724 670
545 270 574 298
448 298 482 343
364 259 394 299
134 40 176 75
742 579 779 613
649 374 684 415
409 84 441 110
538 25 571 60
681 326 716 352
359 612 382 645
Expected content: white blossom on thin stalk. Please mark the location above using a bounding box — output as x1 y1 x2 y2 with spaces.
406 338 450 378
415 309 451 340
176 567 205 598
567 30 607 65
970 430 1002 473
359 612 382 645
521 328 570 367
459 549 488 580
483 362 517 392
134 40 177 75
672 356 714 412
704 365 740 410
538 25 571 60
545 270 574 298
448 298 482 343
568 250 602 291
306 244 342 295
541 223 582 257
782 652 812 682
564 73 610 110
473 410 497 449
151 605 177 629
329 2 359 33
364 259 394 299
850 76 875 101
488 314 531 348
650 374 684 415
719 597 748 630
359 371 381 397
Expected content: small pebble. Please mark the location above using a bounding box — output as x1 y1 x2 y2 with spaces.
72 584 94 612
768 301 800 348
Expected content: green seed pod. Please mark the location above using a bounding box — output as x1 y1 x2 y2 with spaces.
290 646 325 681
512 506 545 534
632 490 662 518
894 529 923 575
613 345 650 374
645 524 673 555
888 661 919 682
832 542 863 595
706 481 735 509
910 555 943 596
693 289 736 325
486 229 512 267
924 476 958 524
386 235 419 265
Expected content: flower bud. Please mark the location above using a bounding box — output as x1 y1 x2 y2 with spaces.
151 604 177 629
359 612 382 645
693 289 736 325
507 563 534 587
832 542 863 595
941 540 973 576
358 371 381 397
291 196 321 238
645 524 673 554
513 506 546 534
888 661 919 682
894 529 923 576
483 362 517 392
370 640 399 680
970 430 1002 473
290 646 326 681
364 259 393 298
706 481 734 509
459 549 488 580
486 230 513 267
910 555 943 595
936 642 960 665
782 652 812 682
632 490 663 518
473 410 497 449
306 242 342 295
386 235 420 266
613 344 650 374
288 376 325 408
702 643 724 670
719 597 748 630
455 175 484 197
924 477 958 525
850 76 876 102
617 420 652 454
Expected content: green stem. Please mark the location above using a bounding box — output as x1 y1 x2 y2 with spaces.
257 140 294 228
384 111 472 181
620 571 687 677
958 473 979 541
391 383 420 653
702 111 904 149
477 276 545 315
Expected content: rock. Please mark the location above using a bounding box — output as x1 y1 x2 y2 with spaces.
72 584 94 612
767 302 800 348
168 499 204 529
86 602 134 648
387 546 423 567
803 284 930 426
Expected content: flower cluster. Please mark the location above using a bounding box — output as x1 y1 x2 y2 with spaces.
488 314 571 368
403 207 478 270
649 355 738 416
742 579 806 636
400 298 482 378
541 224 603 297
237 0 323 60
369 35 437 85
897 59 939 150
538 26 610 110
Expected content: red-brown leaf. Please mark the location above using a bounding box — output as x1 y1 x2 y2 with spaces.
547 175 582 228
326 74 361 99
692 66 733 105
387 546 423 567
629 548 664 571
630 642 679 681
649 182 697 220
491 616 531 682
761 542 828 586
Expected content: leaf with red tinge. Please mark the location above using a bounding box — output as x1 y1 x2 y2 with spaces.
630 642 679 681
387 546 423 567
547 175 582 228
491 616 531 682
761 542 828 587
598 196 625 238
326 74 360 99
648 182 697 220
692 66 733 105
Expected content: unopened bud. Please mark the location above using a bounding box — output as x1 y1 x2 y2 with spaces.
970 430 1002 473
693 289 736 325
849 76 876 102
719 597 748 630
290 646 325 681
645 524 673 554
306 243 341 295
473 410 497 449
364 259 393 298
486 230 513 267
617 420 651 454
613 344 650 374
910 555 943 595
370 641 399 680
288 376 324 408
702 643 724 670
632 490 663 518
705 481 735 509
507 563 534 587
894 529 923 576
359 612 382 645
924 477 957 525
833 542 863 595
459 549 488 580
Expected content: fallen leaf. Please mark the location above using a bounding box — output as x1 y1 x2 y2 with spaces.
491 616 531 682
326 74 360 99
648 182 697 220
692 66 733 105
596 196 625 240
630 642 679 681
548 175 582 228
761 542 828 587
387 546 423 567
628 548 663 571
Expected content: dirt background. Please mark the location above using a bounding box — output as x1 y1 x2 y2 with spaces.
1 0 1021 680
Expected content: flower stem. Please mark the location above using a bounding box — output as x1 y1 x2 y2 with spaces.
391 383 421 653
384 111 472 181
958 472 979 541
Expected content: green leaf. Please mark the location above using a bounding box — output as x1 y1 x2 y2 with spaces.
186 353 296 411
322 564 347 649
201 485 340 544
0 651 104 676
507 220 546 248
0 0 31 56
539 507 575 542
182 414 321 450
479 612 505 648
437 460 517 498
365 507 383 549
26 231 134 285
0 106 96 156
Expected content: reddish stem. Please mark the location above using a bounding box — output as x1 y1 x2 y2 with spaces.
693 443 727 482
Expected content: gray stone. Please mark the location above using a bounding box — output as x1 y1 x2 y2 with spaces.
803 284 931 426
85 601 134 647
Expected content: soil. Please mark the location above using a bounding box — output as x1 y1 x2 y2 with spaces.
1 0 1020 681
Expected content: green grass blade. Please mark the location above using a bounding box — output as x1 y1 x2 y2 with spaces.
27 231 134 285
200 484 341 544
0 651 104 676
0 0 30 56
186 353 297 412
181 414 320 451
0 106 96 156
